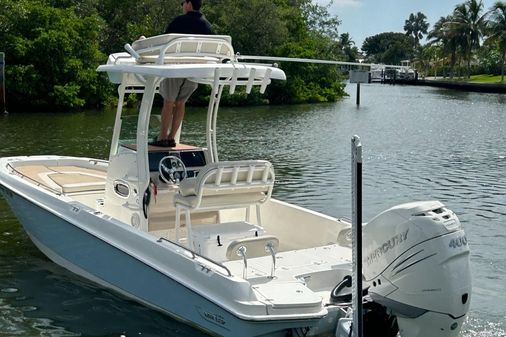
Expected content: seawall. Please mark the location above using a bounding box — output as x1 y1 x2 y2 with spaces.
392 78 506 94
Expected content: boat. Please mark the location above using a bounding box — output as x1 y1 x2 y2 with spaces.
0 34 471 337
399 60 417 80
369 64 385 82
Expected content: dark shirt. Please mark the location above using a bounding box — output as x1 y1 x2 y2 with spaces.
165 11 214 35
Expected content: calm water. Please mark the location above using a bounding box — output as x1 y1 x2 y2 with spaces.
1 84 505 336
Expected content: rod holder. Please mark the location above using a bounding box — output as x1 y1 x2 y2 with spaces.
265 242 276 278
237 246 248 279
124 43 140 59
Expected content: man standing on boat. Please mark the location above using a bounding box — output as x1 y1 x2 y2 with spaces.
151 0 214 147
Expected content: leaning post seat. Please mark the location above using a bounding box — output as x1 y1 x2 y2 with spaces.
130 34 235 65
173 160 275 249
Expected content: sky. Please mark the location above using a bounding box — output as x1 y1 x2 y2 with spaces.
318 0 498 48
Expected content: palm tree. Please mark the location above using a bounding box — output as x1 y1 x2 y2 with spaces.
339 33 358 62
339 33 354 50
451 0 489 78
428 15 461 78
486 1 506 82
404 12 430 48
412 44 437 78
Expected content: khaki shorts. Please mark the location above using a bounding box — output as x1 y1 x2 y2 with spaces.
159 78 198 102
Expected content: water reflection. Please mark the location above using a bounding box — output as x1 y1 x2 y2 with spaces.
0 239 207 337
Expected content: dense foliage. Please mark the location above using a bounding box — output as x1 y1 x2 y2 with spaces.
362 32 415 64
0 0 349 111
486 1 506 80
0 0 111 110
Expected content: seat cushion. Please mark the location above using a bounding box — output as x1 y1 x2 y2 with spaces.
178 177 198 197
175 191 267 209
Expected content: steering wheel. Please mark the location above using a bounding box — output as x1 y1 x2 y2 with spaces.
159 155 187 184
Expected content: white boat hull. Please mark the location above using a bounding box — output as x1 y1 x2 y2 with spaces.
0 159 328 337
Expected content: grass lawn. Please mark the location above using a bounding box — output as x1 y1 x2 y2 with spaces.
468 74 505 84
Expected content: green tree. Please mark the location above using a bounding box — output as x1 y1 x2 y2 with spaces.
476 40 502 74
207 0 345 103
412 44 437 78
97 0 178 54
0 0 349 110
339 33 359 62
206 0 291 55
362 32 414 64
0 0 110 110
486 1 506 81
270 0 345 103
451 0 489 78
269 37 344 104
404 12 430 49
49 0 99 16
428 15 462 78
299 0 341 41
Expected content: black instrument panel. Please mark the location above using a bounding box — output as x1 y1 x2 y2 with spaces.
148 149 207 177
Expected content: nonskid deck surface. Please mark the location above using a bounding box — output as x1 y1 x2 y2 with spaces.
224 244 351 296
13 164 107 194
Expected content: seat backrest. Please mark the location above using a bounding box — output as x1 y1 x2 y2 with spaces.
176 160 275 213
226 235 279 261
179 160 275 198
131 34 234 64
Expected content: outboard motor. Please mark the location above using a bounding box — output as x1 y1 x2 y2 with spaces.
362 201 471 337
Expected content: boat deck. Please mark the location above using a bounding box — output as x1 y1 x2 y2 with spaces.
224 244 351 300
13 164 107 195
225 244 351 278
10 162 353 299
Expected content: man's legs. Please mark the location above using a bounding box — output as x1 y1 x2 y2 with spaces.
158 99 175 140
168 100 186 141
153 78 196 147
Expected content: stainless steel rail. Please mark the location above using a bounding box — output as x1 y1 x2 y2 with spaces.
6 162 63 195
156 236 233 277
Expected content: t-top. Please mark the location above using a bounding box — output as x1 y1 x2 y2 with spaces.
165 11 214 35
